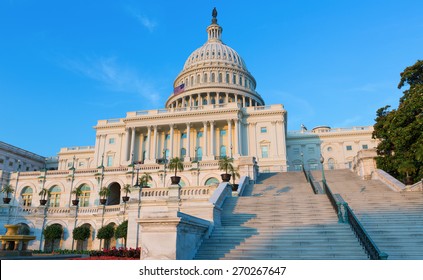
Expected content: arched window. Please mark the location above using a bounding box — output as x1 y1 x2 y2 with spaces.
197 74 200 84
203 73 208 83
21 186 33 206
211 73 215 82
226 73 229 83
233 74 236 84
79 184 90 207
190 76 194 86
49 186 61 207
165 149 170 159
205 177 219 186
218 73 222 82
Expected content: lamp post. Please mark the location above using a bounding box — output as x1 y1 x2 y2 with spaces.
230 145 233 159
39 159 48 251
320 154 326 185
68 156 76 207
300 152 304 171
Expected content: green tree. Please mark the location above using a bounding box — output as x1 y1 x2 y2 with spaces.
97 224 115 249
373 60 423 183
114 220 128 248
72 225 90 241
43 224 63 252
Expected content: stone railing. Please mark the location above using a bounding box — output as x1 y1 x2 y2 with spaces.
235 176 250 196
405 180 423 192
209 182 231 209
140 186 217 200
373 169 405 192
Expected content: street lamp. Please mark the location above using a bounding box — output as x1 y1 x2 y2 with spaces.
230 145 233 159
320 154 326 185
300 152 304 171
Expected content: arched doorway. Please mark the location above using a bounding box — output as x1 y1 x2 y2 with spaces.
107 183 121 205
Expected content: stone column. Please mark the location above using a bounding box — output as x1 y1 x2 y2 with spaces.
130 127 136 162
203 121 208 158
228 120 233 157
153 126 158 161
146 126 151 160
123 128 130 162
234 119 240 156
170 124 174 158
207 92 210 105
271 121 278 158
185 123 191 161
242 96 246 107
95 135 101 166
210 121 215 158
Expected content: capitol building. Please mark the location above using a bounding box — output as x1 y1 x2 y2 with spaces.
2 9 421 260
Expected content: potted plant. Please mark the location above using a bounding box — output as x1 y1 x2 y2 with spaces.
98 187 110 205
229 165 240 191
218 156 234 182
398 161 417 185
71 186 82 206
140 172 152 188
1 184 14 204
169 157 184 185
39 188 50 206
122 184 131 202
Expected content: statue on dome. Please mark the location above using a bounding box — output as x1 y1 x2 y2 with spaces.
212 7 218 23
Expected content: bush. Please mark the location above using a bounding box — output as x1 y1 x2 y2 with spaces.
114 221 128 240
96 224 115 240
89 247 140 259
73 226 90 241
43 224 63 241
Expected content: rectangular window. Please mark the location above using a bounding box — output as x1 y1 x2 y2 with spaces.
79 162 85 167
220 130 226 136
260 127 267 133
261 146 269 158
0 158 4 164
346 145 352 151
67 162 73 168
109 138 115 144
9 161 13 167
293 148 300 155
107 156 113 167
362 144 368 150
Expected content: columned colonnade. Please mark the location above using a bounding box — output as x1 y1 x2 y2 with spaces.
168 92 261 109
121 119 244 164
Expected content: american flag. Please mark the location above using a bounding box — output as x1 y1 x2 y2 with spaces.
173 83 185 95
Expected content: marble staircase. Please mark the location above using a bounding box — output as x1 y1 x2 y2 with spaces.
194 172 368 260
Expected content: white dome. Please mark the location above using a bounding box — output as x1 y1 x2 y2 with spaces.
183 41 248 71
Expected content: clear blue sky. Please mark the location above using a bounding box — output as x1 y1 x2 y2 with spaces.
1 0 422 157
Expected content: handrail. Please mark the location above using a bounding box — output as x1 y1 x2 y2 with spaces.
344 204 388 260
322 180 388 260
304 169 319 194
